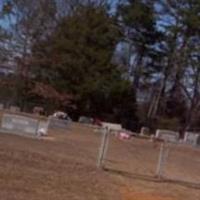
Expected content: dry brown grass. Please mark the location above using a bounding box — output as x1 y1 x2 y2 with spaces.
121 188 174 200
0 123 199 200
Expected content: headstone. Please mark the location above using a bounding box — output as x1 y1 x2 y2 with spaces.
10 106 20 113
33 106 44 115
101 122 122 133
49 117 70 129
78 116 93 124
1 114 39 135
155 129 179 143
140 127 150 135
184 132 200 146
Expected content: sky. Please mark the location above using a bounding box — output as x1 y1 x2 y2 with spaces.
0 0 120 26
0 0 173 36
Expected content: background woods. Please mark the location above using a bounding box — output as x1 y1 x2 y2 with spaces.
0 0 200 132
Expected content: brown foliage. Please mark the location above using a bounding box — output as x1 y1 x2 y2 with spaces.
30 82 75 107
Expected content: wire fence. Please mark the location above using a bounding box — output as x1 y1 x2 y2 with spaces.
161 143 200 185
98 130 200 188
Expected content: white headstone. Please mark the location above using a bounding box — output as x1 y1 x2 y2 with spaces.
49 117 70 129
78 116 93 124
33 106 44 115
140 127 150 135
101 122 122 132
184 132 200 146
155 129 179 143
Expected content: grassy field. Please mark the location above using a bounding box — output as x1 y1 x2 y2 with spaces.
0 123 199 200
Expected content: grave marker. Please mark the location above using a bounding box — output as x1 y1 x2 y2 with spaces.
184 132 200 146
101 122 122 133
156 129 179 143
140 127 150 135
33 106 44 115
48 117 70 129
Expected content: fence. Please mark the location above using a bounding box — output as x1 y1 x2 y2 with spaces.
97 129 200 187
160 143 200 185
0 113 42 136
0 111 72 137
0 113 52 137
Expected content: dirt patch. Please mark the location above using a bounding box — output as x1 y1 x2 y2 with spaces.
121 188 174 200
40 136 56 141
123 192 173 200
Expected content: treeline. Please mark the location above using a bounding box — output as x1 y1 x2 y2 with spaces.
0 0 200 133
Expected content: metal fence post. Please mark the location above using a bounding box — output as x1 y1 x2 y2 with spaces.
156 142 170 179
156 142 165 179
36 119 40 137
97 128 110 168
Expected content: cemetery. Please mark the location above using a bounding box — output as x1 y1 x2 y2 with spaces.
0 0 200 199
0 108 199 200
0 106 72 138
0 103 199 200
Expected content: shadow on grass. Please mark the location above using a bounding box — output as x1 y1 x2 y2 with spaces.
103 167 200 190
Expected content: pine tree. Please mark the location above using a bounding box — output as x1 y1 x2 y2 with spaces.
31 4 138 127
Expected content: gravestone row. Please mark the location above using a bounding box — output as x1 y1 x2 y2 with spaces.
155 129 200 147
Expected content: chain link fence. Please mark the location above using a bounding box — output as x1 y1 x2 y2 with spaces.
161 143 200 185
99 132 200 187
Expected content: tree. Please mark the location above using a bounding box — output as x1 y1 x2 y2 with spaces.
1 0 57 106
117 0 162 94
155 0 200 134
31 3 138 127
0 1 11 62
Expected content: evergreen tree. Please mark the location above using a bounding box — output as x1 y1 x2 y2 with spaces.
31 4 138 127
